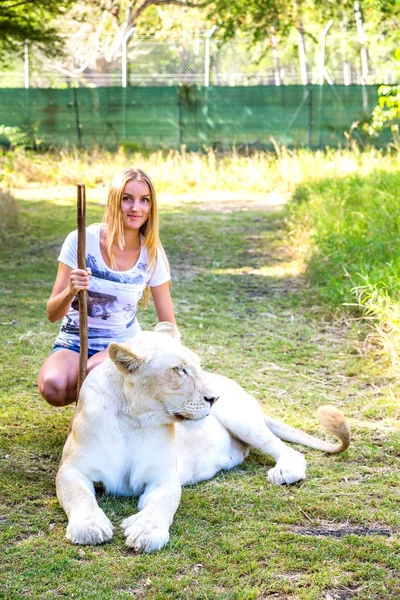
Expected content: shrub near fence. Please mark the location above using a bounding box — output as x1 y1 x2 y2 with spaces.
0 85 389 150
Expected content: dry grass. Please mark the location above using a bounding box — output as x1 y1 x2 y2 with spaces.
0 189 18 233
1 145 399 196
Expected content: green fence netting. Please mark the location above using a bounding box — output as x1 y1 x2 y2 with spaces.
0 85 387 150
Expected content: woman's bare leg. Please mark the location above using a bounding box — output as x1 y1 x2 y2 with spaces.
38 348 109 407
38 349 80 407
87 349 109 372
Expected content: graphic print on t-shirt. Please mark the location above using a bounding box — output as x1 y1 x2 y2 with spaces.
60 314 118 340
71 291 118 319
86 254 145 285
55 224 171 351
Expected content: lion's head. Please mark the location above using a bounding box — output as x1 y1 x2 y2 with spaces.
108 322 219 425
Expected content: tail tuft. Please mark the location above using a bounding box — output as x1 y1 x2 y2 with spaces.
317 405 351 453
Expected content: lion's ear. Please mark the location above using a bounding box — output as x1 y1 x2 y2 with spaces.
108 343 147 374
154 321 180 340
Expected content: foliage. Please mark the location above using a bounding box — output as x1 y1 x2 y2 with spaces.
0 123 43 152
0 149 399 599
2 0 397 87
207 0 292 43
208 0 400 43
362 48 400 142
0 0 76 57
0 125 30 148
43 0 211 80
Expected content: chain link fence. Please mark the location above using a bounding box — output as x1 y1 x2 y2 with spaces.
1 26 398 88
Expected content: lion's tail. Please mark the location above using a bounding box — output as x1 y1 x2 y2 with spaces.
263 405 351 454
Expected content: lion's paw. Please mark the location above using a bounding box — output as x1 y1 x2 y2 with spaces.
268 451 307 485
121 513 169 553
66 511 114 545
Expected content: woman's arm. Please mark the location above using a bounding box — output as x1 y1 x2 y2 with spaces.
151 282 177 327
46 262 90 322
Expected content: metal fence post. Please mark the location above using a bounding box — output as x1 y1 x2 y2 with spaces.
318 21 333 85
122 27 135 88
298 23 308 86
318 21 333 148
24 39 32 145
24 40 30 89
122 27 135 142
204 26 217 148
72 87 82 148
204 26 217 87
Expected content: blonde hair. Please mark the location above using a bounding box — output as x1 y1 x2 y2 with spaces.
102 167 166 309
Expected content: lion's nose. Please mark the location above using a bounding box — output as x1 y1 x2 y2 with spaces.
204 395 219 407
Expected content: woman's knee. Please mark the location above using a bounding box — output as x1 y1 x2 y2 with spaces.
38 372 76 407
38 350 79 407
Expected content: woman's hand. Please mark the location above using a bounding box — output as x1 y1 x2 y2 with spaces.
46 263 92 323
69 268 91 296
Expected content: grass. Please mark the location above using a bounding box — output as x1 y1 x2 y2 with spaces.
0 189 18 233
1 144 399 195
287 167 400 377
0 148 399 599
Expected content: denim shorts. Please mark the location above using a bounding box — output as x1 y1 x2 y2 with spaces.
52 343 101 359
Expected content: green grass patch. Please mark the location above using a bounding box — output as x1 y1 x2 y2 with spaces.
0 149 399 599
288 166 400 377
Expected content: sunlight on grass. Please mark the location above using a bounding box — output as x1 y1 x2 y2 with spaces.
2 146 400 196
359 390 400 425
211 259 306 279
361 298 400 378
12 185 287 211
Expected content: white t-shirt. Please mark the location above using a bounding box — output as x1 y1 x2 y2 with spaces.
54 223 171 352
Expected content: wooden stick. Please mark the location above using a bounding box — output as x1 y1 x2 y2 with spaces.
76 183 88 401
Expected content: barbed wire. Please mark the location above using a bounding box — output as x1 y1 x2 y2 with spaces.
1 33 397 88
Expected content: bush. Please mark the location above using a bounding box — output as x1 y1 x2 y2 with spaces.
361 49 400 145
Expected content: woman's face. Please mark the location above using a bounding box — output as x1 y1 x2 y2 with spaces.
121 179 151 233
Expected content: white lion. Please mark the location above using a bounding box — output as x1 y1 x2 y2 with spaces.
56 322 350 553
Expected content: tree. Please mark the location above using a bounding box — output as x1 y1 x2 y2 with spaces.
39 0 208 84
203 0 400 88
207 0 400 43
0 0 76 56
206 0 291 44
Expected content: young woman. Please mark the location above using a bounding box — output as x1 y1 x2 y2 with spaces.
38 167 176 407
